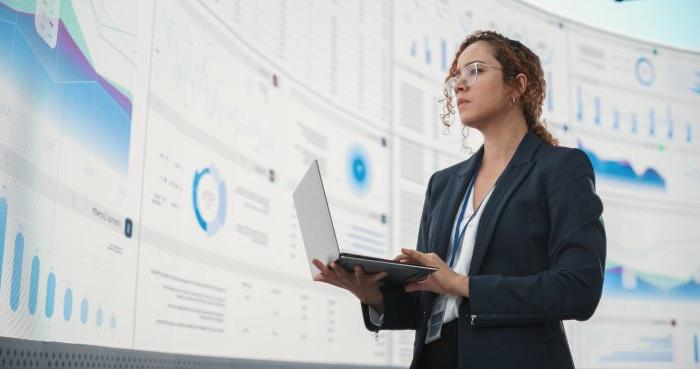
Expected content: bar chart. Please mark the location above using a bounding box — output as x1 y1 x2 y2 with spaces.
0 196 117 330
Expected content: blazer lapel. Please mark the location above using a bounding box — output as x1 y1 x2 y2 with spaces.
468 130 543 276
430 148 483 261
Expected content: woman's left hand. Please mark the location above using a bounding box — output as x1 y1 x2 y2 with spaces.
397 248 469 297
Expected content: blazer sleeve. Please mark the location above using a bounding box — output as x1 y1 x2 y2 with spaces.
468 148 606 328
360 173 435 332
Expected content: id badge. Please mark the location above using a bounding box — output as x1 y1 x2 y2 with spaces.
425 295 448 344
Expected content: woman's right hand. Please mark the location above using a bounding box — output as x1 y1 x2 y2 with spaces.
312 259 387 313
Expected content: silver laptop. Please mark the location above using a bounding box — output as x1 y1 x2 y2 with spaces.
292 160 437 285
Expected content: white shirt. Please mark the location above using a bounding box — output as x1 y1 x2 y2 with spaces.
369 181 495 326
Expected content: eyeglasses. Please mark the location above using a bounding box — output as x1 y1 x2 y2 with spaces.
445 62 503 98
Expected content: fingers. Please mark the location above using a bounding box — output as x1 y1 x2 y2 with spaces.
404 280 425 293
393 253 409 262
394 253 417 264
315 260 353 284
330 262 353 281
312 259 332 275
370 271 388 283
401 248 422 258
404 274 443 294
354 265 364 285
355 266 371 289
313 260 351 289
320 261 387 288
313 272 345 288
400 249 446 269
401 248 427 265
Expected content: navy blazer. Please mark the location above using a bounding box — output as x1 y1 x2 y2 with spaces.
361 130 606 369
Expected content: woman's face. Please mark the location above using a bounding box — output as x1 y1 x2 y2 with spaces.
452 41 513 128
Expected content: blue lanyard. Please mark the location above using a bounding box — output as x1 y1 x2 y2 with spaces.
448 161 487 268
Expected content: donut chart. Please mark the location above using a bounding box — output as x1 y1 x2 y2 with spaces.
635 56 655 87
192 165 227 236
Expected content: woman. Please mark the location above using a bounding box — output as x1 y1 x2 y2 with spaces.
312 30 606 369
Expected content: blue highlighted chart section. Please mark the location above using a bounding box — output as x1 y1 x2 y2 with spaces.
0 3 133 175
0 196 116 330
193 165 227 236
578 142 666 189
346 146 372 196
603 265 700 302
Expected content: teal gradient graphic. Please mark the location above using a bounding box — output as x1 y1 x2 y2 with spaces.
0 3 133 175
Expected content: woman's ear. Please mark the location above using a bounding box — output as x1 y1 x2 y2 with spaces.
512 72 528 99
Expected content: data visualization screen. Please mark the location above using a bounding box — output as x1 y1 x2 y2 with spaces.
0 1 698 368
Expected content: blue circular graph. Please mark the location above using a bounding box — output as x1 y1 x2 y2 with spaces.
193 165 227 236
346 146 372 196
635 57 655 86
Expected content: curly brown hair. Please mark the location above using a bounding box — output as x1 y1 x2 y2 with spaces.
441 30 559 146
